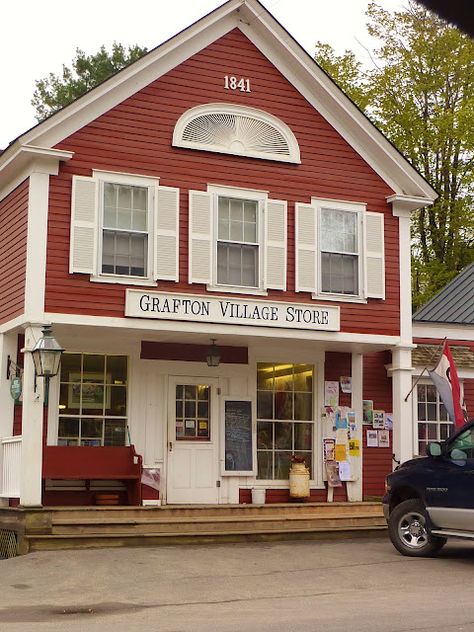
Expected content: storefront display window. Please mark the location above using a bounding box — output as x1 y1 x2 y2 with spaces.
58 353 128 446
257 363 314 479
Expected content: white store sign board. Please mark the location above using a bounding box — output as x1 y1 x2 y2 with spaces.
125 290 340 332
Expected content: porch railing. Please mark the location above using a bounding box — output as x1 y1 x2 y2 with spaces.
0 436 22 498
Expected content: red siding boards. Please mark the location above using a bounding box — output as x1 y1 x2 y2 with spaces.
47 29 399 335
0 180 28 324
362 351 393 498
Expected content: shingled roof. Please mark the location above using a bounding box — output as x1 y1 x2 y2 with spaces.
413 264 474 325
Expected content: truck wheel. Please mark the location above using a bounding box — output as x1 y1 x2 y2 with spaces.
388 499 447 557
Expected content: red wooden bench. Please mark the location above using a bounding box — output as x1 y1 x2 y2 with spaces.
42 445 143 505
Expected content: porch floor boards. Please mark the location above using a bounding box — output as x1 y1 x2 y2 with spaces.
2 502 387 554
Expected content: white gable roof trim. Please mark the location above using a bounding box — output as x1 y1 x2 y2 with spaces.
0 0 436 206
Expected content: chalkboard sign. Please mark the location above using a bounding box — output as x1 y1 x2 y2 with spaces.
223 399 253 474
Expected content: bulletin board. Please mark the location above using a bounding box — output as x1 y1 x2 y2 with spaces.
221 398 254 476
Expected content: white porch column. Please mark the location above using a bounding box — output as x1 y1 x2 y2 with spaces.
389 346 414 465
347 352 363 501
0 332 18 506
19 325 45 507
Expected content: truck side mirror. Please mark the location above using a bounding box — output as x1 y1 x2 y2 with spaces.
426 442 442 457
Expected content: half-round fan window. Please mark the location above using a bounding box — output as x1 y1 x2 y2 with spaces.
173 104 300 163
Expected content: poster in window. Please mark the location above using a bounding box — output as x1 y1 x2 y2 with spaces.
68 373 111 410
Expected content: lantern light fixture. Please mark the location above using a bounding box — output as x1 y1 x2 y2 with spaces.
31 325 64 404
206 338 221 368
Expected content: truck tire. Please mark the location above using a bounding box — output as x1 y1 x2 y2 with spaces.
388 499 447 557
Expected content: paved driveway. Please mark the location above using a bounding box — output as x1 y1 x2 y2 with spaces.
1 537 474 631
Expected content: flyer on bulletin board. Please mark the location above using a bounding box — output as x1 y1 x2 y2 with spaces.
324 381 339 407
363 400 374 424
335 443 347 462
349 438 360 456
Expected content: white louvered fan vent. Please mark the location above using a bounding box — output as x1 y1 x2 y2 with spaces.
174 104 300 163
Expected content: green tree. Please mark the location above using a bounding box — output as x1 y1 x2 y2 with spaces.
315 1 474 310
32 42 148 121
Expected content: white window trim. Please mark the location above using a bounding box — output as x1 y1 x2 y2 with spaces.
206 184 268 296
311 197 367 303
173 103 301 164
90 171 160 286
412 377 457 457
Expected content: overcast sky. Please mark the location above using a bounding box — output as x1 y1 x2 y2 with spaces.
1 0 406 149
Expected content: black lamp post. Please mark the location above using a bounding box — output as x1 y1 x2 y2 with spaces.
31 325 64 405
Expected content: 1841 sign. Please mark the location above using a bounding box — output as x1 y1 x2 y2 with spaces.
125 290 340 332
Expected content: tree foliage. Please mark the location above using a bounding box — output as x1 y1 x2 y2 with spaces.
32 42 147 121
315 1 474 310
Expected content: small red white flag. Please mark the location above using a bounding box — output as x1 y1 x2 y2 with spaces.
428 341 468 429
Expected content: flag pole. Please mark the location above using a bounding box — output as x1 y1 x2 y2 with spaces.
404 337 447 402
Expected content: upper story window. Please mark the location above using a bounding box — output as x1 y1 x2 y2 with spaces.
320 207 360 296
295 198 385 301
188 185 286 294
173 103 301 164
217 196 259 288
102 181 150 278
69 171 179 285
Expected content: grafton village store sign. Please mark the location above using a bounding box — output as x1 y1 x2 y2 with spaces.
125 290 340 331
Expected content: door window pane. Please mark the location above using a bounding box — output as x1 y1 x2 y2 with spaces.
176 384 210 441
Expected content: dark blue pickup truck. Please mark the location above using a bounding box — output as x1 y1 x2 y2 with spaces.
383 419 474 556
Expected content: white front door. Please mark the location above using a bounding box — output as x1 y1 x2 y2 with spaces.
166 377 220 504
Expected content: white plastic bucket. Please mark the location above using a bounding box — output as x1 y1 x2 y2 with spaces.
251 488 266 504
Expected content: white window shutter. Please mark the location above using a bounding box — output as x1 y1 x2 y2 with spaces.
264 199 287 291
365 211 385 299
154 186 179 281
69 176 97 275
295 203 317 293
189 190 212 284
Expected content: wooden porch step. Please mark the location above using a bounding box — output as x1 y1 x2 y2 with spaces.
50 513 386 535
24 524 388 552
48 501 383 522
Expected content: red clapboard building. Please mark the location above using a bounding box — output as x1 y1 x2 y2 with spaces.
0 0 436 509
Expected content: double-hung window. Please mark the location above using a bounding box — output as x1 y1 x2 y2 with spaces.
295 198 384 300
69 171 180 284
320 207 360 296
101 181 149 278
217 196 259 288
188 186 287 293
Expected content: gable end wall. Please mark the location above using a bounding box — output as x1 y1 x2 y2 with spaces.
47 29 399 336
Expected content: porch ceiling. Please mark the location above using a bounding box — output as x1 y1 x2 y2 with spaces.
50 320 400 355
